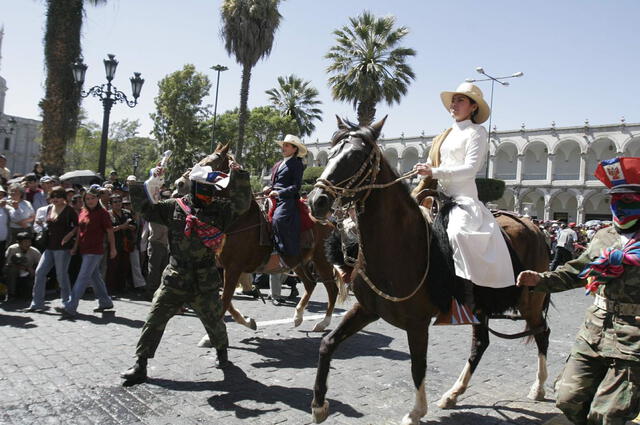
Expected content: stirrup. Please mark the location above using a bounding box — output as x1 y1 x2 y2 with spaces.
433 299 480 326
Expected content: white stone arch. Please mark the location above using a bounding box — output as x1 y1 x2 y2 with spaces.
586 137 617 181
522 140 548 180
383 147 399 171
494 142 518 180
400 146 419 174
316 150 329 167
306 151 315 166
549 190 578 222
622 135 640 157
552 139 581 180
494 187 515 211
582 190 611 221
520 188 545 219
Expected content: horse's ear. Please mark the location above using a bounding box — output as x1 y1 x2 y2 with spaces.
214 142 223 153
336 115 349 130
221 143 230 155
370 115 388 137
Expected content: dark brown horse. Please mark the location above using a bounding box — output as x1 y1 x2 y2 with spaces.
175 145 347 333
307 117 551 425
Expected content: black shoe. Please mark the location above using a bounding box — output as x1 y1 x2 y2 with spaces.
121 358 147 384
93 305 114 313
271 297 286 306
287 287 299 300
241 287 261 299
215 348 231 369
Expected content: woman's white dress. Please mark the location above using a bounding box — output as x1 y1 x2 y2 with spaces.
430 119 514 288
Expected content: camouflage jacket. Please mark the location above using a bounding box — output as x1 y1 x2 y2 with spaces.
536 226 640 361
129 169 251 271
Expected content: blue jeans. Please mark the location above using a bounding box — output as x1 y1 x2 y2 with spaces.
30 249 72 309
64 254 112 314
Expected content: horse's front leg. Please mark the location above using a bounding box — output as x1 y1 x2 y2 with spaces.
313 267 338 332
438 313 489 409
526 294 550 401
401 325 429 425
293 265 315 328
311 303 378 423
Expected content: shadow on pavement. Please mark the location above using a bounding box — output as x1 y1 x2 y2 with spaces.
236 329 410 370
0 312 36 328
436 402 558 424
56 310 145 328
146 364 364 420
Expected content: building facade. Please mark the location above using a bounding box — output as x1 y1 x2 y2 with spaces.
305 120 640 224
0 27 41 177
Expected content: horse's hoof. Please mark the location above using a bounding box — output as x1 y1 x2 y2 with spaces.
312 319 330 332
400 413 420 425
311 400 329 423
527 385 545 401
198 335 212 348
437 394 457 409
248 318 257 331
293 312 303 327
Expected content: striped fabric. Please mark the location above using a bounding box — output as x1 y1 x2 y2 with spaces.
176 198 225 253
579 237 640 295
434 298 480 326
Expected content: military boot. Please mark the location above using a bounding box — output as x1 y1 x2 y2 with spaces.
121 357 148 384
215 348 231 369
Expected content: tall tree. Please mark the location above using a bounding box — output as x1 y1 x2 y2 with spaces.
326 11 416 126
266 74 323 137
39 0 107 175
150 64 212 184
220 0 282 161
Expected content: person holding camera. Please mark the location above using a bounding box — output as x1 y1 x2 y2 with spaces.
4 232 40 301
28 186 78 312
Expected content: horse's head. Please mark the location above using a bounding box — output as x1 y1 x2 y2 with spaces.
172 143 233 197
308 116 387 219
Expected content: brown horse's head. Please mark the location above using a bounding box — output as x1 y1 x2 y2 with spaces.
173 143 233 197
308 116 387 219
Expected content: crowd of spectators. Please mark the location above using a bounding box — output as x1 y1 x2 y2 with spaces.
0 161 172 313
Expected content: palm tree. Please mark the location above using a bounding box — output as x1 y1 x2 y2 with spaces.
220 0 282 161
266 74 323 137
39 0 107 175
326 11 416 126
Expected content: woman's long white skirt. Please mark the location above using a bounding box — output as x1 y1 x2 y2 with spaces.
446 197 515 288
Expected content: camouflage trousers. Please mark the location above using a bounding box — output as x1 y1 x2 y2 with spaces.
135 276 228 358
556 337 640 425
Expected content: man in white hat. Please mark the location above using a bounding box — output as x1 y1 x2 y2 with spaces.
121 159 251 384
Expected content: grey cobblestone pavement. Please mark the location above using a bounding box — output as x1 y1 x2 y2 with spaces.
0 285 631 424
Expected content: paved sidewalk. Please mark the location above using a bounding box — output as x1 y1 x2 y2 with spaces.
0 286 633 424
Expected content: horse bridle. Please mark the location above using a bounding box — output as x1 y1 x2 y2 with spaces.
313 131 430 303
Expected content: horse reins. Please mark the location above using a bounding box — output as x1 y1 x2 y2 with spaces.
314 134 429 303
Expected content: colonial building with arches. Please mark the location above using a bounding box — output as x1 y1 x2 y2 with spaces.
305 120 640 224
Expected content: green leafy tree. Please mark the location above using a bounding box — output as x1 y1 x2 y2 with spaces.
326 11 416 126
150 64 212 184
220 0 282 161
39 0 108 175
266 74 323 137
243 106 297 175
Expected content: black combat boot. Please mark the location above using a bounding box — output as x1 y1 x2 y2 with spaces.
215 348 231 369
121 357 148 384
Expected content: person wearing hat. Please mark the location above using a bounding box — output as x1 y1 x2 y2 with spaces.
518 157 640 425
23 174 47 211
121 158 251 384
4 231 41 301
412 82 513 324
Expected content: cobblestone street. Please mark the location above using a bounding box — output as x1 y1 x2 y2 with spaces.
0 286 631 424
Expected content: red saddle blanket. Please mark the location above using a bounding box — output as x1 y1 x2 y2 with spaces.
267 199 315 233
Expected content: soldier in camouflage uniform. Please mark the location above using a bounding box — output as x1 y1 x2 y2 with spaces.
121 161 251 385
518 157 640 425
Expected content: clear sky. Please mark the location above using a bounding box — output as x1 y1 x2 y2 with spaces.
1 0 639 144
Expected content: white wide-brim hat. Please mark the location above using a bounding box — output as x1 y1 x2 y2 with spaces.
440 82 491 124
275 134 307 158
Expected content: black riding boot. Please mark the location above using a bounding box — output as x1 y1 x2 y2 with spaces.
121 357 148 384
215 348 231 369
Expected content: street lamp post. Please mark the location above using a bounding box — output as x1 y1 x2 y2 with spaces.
132 152 141 178
72 54 144 178
210 64 228 152
466 67 523 177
